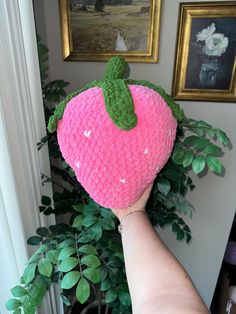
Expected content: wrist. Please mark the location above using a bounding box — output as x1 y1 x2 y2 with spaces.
116 207 145 222
118 210 146 234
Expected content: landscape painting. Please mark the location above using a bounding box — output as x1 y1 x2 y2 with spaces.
59 0 162 62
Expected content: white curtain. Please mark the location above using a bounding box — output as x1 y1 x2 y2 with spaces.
0 1 61 313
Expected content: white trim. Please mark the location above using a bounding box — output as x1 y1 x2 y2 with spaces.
0 104 29 313
0 1 62 313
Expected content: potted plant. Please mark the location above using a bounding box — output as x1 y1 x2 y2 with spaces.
6 38 230 314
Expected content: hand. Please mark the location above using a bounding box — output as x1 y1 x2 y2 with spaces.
112 182 153 222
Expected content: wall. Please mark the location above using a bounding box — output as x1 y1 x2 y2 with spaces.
34 0 236 308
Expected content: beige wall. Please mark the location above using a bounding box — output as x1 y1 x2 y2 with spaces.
34 0 236 308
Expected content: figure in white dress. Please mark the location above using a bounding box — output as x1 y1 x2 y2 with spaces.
115 32 128 51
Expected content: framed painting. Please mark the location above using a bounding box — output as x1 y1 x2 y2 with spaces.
172 2 236 102
58 0 162 62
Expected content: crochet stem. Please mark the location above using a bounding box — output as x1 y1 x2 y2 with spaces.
104 56 130 80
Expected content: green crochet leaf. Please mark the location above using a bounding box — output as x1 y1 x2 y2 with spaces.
125 79 185 123
101 79 137 130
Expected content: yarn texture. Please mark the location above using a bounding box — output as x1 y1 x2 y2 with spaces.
49 56 180 209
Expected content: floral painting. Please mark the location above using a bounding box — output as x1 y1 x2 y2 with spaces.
185 18 236 90
172 2 236 102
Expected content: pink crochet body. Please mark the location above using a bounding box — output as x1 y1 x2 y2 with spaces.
57 85 177 209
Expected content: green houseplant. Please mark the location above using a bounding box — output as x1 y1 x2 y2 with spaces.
6 37 230 314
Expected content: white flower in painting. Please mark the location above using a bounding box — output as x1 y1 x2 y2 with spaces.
203 33 229 57
196 23 216 42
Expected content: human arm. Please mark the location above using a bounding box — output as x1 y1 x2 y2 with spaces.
112 184 209 314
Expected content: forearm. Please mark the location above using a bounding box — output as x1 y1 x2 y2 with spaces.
121 212 209 314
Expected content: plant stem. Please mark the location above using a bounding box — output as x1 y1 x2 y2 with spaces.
91 284 102 314
100 256 119 291
105 304 109 314
98 287 101 314
75 235 83 276
80 300 106 314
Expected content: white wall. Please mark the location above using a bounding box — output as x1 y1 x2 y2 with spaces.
35 0 236 308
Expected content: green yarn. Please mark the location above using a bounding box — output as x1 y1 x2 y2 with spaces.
48 56 184 133
48 80 101 133
104 56 129 80
125 79 185 123
48 57 137 132
102 57 137 130
101 79 137 130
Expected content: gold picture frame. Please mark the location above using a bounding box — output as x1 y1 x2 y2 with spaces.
59 0 162 63
172 2 236 102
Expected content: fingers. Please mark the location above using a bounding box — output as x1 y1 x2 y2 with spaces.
111 182 154 221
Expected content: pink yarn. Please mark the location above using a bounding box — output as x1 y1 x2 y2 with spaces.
57 85 177 209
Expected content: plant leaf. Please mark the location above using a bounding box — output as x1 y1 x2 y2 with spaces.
101 278 112 291
108 256 123 268
172 223 180 233
83 267 100 283
59 257 79 272
38 258 52 277
203 144 222 155
172 146 185 164
78 234 94 244
5 299 22 311
41 195 51 206
216 129 230 146
59 238 75 249
27 236 42 245
99 218 115 230
11 286 27 297
100 207 115 219
192 156 206 174
61 271 81 289
78 244 97 255
36 227 49 237
182 151 193 168
76 278 90 304
157 178 171 196
119 290 131 306
183 135 199 146
81 254 101 268
46 250 60 264
23 263 37 284
206 156 222 174
83 216 98 227
106 288 118 303
60 294 71 306
186 233 192 244
72 204 84 213
177 229 185 241
58 246 77 260
72 214 84 228
89 224 103 241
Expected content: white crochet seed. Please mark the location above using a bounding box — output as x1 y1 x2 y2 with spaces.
120 178 126 184
83 130 91 138
144 148 149 154
75 161 80 168
168 129 172 137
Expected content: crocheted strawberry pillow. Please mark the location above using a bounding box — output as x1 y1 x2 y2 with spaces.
48 57 184 209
